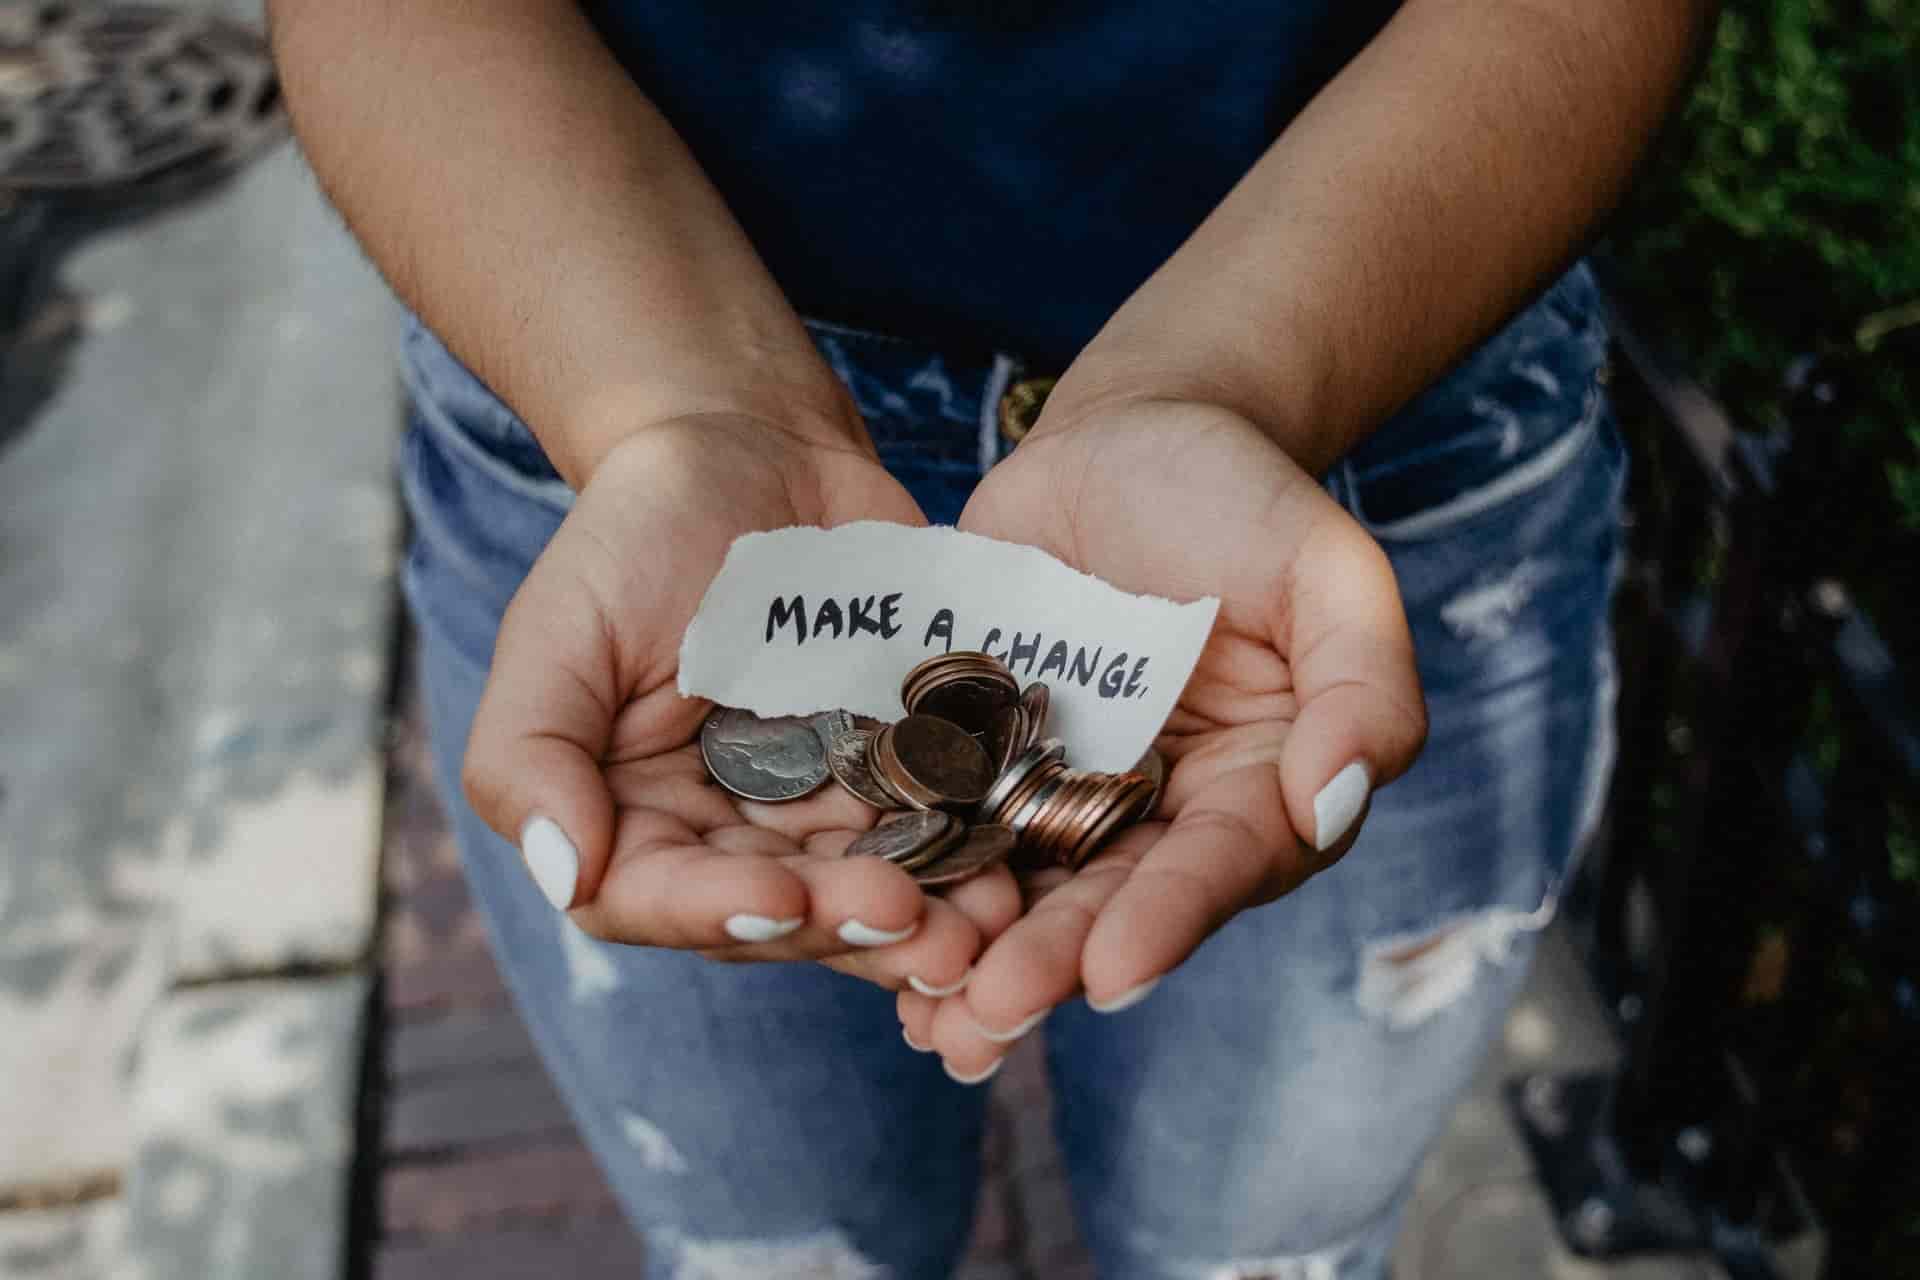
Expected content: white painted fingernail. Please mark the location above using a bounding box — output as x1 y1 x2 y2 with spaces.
1312 761 1372 851
902 1026 932 1053
724 914 803 943
944 1057 1003 1086
908 968 972 998
975 1008 1048 1043
839 918 918 947
1088 976 1162 1014
519 816 578 911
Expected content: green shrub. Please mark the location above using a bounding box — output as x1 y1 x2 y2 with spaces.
1610 0 1920 532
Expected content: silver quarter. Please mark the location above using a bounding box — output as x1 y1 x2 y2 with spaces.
826 728 904 811
700 707 830 802
811 709 856 745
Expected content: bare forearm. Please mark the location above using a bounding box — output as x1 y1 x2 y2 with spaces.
1048 0 1715 473
269 0 854 485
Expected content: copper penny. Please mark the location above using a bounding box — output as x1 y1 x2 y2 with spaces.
1065 775 1158 869
980 738 1065 822
914 824 1017 887
1018 682 1050 747
844 810 954 866
886 714 993 809
987 703 1030 775
1133 746 1166 816
912 675 1017 739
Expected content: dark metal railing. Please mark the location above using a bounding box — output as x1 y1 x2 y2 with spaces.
1511 278 1920 1280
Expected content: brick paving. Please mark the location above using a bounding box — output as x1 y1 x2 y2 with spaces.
370 665 1090 1278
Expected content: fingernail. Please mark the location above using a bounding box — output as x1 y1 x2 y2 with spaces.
839 918 918 947
724 914 803 943
1312 761 1372 852
519 816 579 911
943 1057 1003 1086
1088 976 1162 1014
908 968 972 998
903 1026 932 1053
974 1008 1047 1043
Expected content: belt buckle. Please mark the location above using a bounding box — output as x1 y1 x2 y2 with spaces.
996 375 1056 444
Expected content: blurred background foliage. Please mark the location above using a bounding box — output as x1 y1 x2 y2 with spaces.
1602 8 1920 1272
1609 0 1920 550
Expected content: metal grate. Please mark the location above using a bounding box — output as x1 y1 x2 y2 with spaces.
0 3 285 197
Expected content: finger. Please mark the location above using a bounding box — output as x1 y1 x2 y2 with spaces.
1079 768 1293 1004
896 988 937 1052
462 553 622 912
955 827 1157 1036
1279 518 1427 851
736 782 883 842
934 863 1023 944
569 808 813 947
926 987 1017 1086
579 826 929 957
819 896 981 993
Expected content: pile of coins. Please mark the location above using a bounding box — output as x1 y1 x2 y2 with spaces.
699 651 1164 888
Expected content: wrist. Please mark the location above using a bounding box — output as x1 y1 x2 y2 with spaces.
551 376 867 489
1037 265 1370 473
1037 344 1349 478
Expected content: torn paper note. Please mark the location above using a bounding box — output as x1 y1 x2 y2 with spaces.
678 522 1219 773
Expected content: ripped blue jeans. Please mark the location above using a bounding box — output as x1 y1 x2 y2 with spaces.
398 262 1625 1279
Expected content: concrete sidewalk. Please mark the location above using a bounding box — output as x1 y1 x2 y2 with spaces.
0 3 399 1273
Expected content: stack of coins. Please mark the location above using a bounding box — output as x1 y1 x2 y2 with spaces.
977 741 1160 871
698 650 1163 887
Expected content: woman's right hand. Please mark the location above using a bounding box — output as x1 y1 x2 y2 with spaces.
460 413 1020 995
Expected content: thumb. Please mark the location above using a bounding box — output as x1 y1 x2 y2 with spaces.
461 556 621 912
1277 519 1427 853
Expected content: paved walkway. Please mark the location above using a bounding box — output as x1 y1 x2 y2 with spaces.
0 6 397 1275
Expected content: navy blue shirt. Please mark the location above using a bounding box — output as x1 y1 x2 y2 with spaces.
588 2 1399 367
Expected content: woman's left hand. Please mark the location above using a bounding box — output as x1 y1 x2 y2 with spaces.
900 397 1428 1079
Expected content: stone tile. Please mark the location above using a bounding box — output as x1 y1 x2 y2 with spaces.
1002 1087 1061 1181
382 1144 616 1238
1402 1179 1719 1280
952 1261 1022 1280
170 760 384 980
995 1033 1050 1108
1011 1162 1086 1266
386 1005 539 1083
960 1176 1012 1261
0 0 400 1197
0 925 170 1191
383 935 510 1015
120 974 370 1280
375 1218 645 1280
0 1198 127 1280
1395 927 1728 1280
385 1066 576 1157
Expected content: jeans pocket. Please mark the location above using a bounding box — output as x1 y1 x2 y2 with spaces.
1342 263 1611 543
1348 381 1609 543
400 316 574 512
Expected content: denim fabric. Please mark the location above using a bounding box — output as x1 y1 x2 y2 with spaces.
398 263 1625 1279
